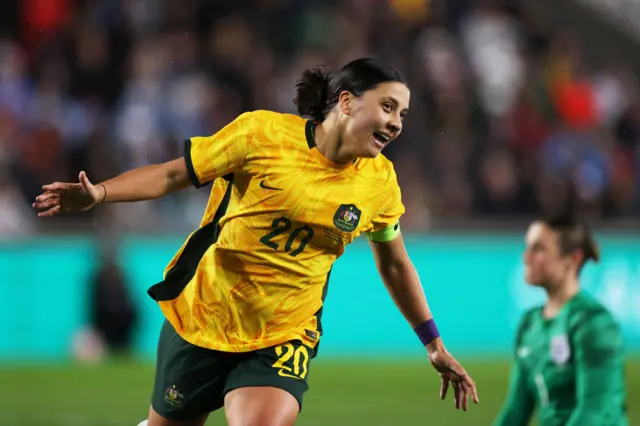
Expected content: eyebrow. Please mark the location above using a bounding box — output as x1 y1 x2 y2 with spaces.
386 96 409 114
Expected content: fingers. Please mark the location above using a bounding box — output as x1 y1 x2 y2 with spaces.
452 382 460 410
34 191 60 203
451 379 471 411
79 171 92 189
440 376 449 400
33 192 61 210
447 368 478 412
464 375 479 404
461 381 469 411
452 373 478 411
42 182 69 192
33 191 62 217
33 198 60 211
451 360 479 407
34 200 61 216
435 354 479 411
37 205 61 217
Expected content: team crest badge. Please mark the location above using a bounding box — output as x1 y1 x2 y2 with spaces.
333 204 361 232
164 385 184 406
550 334 571 365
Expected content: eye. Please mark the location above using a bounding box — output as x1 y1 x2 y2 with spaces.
532 245 544 253
382 103 393 112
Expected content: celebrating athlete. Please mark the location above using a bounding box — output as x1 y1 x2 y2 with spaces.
34 58 479 426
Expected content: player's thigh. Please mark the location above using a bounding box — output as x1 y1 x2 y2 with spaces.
147 405 209 426
151 319 237 422
224 340 315 426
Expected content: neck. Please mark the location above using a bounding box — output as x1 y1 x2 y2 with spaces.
314 115 355 164
543 276 580 318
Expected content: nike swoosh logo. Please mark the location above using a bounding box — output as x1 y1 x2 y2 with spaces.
259 180 282 191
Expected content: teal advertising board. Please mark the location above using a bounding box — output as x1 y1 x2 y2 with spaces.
0 234 638 362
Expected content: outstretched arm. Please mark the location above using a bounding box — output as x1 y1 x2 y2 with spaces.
98 158 191 203
368 231 479 410
33 159 190 217
34 111 256 217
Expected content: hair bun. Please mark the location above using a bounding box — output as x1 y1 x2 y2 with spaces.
294 67 331 122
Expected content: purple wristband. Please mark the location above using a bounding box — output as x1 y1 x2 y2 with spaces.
414 319 440 346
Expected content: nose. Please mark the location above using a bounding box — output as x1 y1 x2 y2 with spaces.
387 118 402 135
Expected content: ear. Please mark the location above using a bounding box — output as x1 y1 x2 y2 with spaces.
337 90 353 115
572 249 585 267
567 249 583 271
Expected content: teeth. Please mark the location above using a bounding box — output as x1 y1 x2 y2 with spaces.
374 132 389 142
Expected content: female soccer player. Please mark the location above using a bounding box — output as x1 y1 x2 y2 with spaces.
494 214 628 426
33 58 479 426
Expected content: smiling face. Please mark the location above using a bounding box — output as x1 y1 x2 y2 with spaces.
337 81 410 158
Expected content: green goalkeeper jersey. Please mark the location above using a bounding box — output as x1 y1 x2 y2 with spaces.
494 291 628 426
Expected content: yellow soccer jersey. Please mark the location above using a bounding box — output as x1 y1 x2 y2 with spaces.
148 110 405 352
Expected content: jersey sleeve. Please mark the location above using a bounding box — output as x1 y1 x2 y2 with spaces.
365 166 405 242
565 309 627 426
494 313 536 426
185 111 255 188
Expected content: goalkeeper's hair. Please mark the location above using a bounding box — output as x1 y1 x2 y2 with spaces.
541 212 599 272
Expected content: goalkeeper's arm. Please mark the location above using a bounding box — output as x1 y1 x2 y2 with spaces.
566 311 628 426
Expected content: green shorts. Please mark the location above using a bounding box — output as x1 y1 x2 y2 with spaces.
151 320 315 421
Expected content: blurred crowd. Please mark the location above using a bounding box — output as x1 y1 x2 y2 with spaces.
1 0 639 238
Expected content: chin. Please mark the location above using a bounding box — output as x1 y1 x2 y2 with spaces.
366 144 384 158
524 272 543 287
357 148 380 159
363 136 387 158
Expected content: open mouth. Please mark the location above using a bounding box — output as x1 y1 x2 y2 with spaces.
372 131 391 148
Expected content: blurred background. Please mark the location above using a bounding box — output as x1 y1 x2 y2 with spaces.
0 0 639 425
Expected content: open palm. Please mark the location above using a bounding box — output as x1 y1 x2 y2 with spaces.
32 171 103 217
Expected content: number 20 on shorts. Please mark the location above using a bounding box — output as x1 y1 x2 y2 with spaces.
272 343 310 380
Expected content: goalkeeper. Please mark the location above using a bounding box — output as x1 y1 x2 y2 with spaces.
494 214 628 426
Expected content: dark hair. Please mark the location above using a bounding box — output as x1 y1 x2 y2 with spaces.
294 58 407 122
541 213 600 271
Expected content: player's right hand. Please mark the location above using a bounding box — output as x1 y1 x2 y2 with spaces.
32 171 103 217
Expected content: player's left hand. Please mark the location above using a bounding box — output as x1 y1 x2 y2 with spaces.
428 346 479 411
